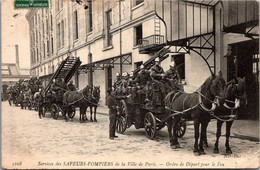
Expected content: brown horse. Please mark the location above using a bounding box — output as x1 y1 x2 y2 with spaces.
63 85 92 122
88 86 100 122
165 72 226 156
213 77 247 154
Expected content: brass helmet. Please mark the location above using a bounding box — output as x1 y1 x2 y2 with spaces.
116 72 120 77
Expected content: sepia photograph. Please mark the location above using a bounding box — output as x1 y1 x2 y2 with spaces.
1 0 259 169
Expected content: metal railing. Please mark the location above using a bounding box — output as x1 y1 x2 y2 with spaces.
138 34 164 51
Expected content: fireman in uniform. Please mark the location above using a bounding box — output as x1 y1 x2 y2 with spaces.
67 80 76 91
150 58 172 95
113 72 122 95
121 72 130 95
165 62 184 91
127 71 137 96
106 89 118 140
135 65 152 103
37 89 44 119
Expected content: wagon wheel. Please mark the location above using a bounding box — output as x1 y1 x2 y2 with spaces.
116 100 128 134
121 100 131 128
176 120 186 138
144 112 157 140
68 107 76 119
50 104 59 119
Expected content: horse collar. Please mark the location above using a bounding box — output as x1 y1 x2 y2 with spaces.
197 90 217 113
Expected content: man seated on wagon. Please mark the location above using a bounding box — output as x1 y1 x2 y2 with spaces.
35 77 43 89
120 72 130 95
67 80 76 91
135 65 152 103
150 58 172 96
165 62 184 91
113 72 122 95
127 71 137 97
51 78 67 103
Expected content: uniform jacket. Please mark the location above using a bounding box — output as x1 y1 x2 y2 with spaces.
150 65 165 80
135 70 151 86
107 94 117 115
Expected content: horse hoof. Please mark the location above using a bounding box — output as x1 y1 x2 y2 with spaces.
90 119 93 122
176 144 181 148
199 150 206 155
203 143 209 148
170 145 178 149
65 119 68 122
226 149 232 155
193 151 200 156
213 148 219 154
94 119 97 122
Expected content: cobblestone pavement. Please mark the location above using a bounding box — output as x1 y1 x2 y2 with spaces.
1 101 259 169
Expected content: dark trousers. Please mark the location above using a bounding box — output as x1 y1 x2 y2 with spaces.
109 114 116 137
38 104 43 118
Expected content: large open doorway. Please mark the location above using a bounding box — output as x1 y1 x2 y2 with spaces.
227 39 259 119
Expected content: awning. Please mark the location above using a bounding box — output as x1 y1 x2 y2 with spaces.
78 53 132 73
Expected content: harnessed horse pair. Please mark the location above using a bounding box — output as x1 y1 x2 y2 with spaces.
165 71 247 155
63 85 100 123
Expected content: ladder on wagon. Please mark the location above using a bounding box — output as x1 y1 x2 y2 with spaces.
42 56 82 96
133 45 171 75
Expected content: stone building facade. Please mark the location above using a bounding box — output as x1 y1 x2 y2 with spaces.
26 0 258 119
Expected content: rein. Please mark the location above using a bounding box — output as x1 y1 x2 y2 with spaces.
64 91 98 106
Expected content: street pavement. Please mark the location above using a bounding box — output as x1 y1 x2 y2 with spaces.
1 101 259 169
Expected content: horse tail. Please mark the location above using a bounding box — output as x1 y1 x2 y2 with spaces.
63 92 69 105
164 91 176 108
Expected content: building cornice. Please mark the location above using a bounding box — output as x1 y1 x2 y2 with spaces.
110 10 155 34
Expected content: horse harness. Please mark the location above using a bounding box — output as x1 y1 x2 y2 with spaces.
165 90 237 122
64 91 99 106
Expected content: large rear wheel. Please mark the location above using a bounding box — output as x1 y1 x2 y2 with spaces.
116 100 128 134
144 112 156 140
176 120 186 138
68 107 76 119
50 104 59 119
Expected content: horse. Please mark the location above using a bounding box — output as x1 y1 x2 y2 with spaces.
88 86 100 122
213 77 247 154
164 71 226 156
63 85 92 123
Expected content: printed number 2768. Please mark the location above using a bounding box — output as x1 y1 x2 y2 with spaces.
12 162 22 166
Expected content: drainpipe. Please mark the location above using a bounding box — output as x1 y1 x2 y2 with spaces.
15 44 20 68
119 1 122 75
120 29 122 74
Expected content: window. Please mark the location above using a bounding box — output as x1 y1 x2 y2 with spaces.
43 22 45 36
88 0 93 32
51 37 54 54
57 23 60 47
46 18 49 34
135 25 142 46
43 43 45 59
73 10 79 40
171 54 185 79
47 40 50 55
61 20 64 46
50 14 53 31
106 9 112 46
134 61 143 69
135 0 144 6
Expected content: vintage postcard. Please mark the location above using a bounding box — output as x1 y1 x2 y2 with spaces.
1 0 259 169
